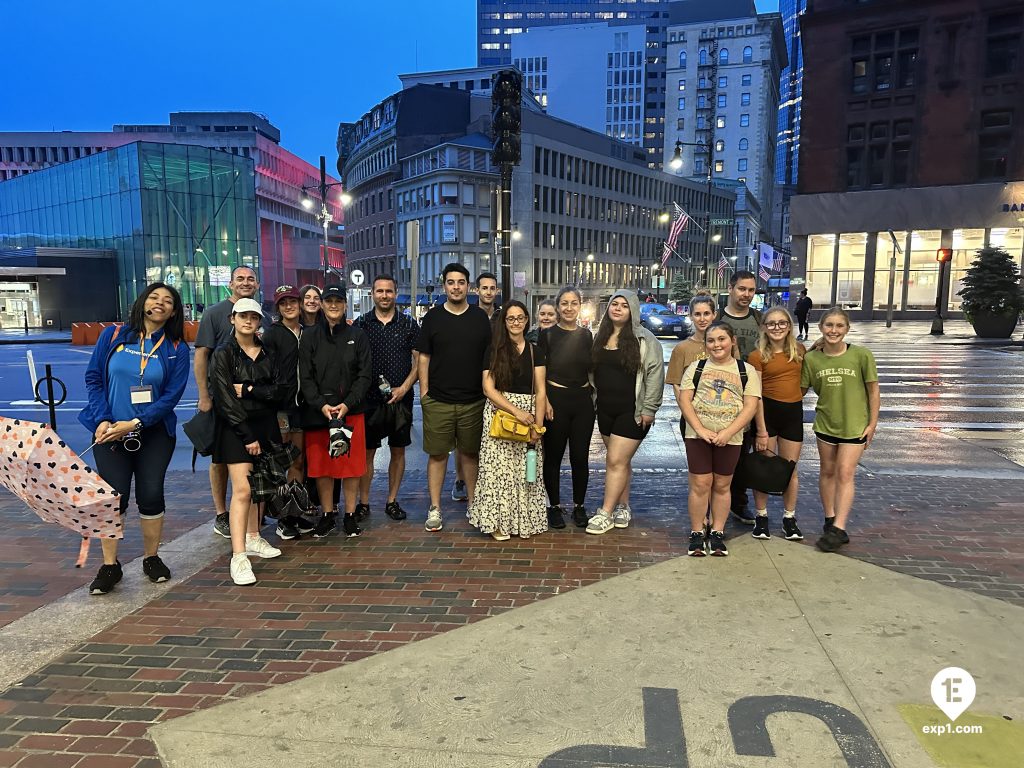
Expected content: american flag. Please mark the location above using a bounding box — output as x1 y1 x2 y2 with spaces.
660 202 689 268
717 253 731 279
772 250 785 272
759 265 771 283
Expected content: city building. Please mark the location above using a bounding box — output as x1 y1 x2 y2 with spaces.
775 0 806 188
663 0 787 246
339 74 739 316
0 142 258 322
477 0 671 169
0 112 343 295
511 23 648 145
790 0 1024 320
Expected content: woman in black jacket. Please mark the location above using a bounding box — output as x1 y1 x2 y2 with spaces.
298 284 373 539
210 298 291 586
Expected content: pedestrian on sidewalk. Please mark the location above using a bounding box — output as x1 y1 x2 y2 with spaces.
298 284 372 539
469 301 548 540
585 291 664 535
680 322 761 557
354 275 420 523
539 287 595 529
794 290 812 340
263 285 314 541
801 308 880 553
416 263 493 532
716 271 762 526
81 283 190 594
747 307 805 542
210 299 289 586
668 294 716 414
193 266 269 540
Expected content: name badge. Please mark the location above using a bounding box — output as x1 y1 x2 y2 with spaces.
130 385 153 404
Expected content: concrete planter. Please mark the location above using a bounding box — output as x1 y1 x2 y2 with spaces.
969 311 1018 339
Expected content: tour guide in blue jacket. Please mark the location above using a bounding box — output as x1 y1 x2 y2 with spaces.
78 282 191 596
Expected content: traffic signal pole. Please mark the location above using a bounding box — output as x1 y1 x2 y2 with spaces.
497 164 513 303
491 70 522 305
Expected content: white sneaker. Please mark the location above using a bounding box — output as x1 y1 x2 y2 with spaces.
612 503 632 529
230 553 256 585
586 509 614 535
245 535 282 559
425 505 443 532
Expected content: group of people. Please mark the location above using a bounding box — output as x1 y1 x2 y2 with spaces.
78 263 878 593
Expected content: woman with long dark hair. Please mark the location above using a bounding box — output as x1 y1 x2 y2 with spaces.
299 284 323 328
585 290 664 535
468 300 549 540
539 287 595 528
80 283 190 594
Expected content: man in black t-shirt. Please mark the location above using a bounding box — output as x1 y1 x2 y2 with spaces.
416 263 493 532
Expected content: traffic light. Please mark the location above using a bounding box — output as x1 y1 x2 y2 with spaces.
491 70 522 165
936 248 952 262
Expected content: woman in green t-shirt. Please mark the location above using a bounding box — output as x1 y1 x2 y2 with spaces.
800 308 880 553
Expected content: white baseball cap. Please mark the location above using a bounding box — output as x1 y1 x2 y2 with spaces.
232 298 264 317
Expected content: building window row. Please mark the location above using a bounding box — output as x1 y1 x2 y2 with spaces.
0 145 107 164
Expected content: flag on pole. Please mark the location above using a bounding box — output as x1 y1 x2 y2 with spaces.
660 202 689 268
772 250 785 272
717 253 731 279
759 265 771 283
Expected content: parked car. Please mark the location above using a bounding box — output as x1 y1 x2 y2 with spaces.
639 303 692 339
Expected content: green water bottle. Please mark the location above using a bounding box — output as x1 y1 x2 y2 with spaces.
525 443 538 483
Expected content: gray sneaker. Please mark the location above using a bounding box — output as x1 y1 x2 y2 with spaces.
213 513 231 538
612 503 632 529
451 480 468 502
425 505 444 532
585 509 614 535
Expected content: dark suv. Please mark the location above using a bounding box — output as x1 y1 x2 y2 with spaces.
639 303 692 339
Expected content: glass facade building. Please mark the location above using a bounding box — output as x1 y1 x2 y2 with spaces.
0 142 258 315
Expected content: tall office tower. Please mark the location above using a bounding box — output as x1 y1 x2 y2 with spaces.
477 0 670 168
664 0 786 242
776 0 806 187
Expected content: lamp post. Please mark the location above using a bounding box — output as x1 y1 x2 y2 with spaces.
670 139 718 291
301 155 350 285
571 249 594 287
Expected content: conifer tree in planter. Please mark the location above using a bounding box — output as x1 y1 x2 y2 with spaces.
957 246 1024 338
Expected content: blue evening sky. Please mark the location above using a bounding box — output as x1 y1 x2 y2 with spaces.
2 0 778 168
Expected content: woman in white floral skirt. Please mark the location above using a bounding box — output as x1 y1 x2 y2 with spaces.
468 300 549 540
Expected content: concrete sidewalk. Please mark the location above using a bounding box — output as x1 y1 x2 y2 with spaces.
150 536 1023 768
0 329 72 345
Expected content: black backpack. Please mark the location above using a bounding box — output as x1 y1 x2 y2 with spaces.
692 358 749 390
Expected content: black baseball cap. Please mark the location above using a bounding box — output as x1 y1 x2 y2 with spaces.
321 283 347 301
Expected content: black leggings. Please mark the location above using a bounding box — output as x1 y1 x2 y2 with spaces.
92 425 175 519
542 386 596 506
796 314 809 337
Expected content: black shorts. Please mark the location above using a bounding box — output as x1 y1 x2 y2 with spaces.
365 402 413 450
815 431 867 446
597 407 651 440
763 397 804 442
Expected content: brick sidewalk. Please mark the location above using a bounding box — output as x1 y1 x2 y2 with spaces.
0 467 1022 767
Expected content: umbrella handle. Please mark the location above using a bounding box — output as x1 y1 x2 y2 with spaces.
81 440 98 456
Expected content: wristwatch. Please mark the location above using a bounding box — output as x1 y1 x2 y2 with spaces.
131 418 143 431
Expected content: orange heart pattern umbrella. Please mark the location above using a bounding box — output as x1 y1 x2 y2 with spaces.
0 417 122 566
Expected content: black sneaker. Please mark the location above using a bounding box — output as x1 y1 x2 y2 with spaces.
571 504 589 528
782 517 804 540
312 512 337 538
752 516 771 540
275 518 300 540
342 514 362 537
823 517 836 533
708 530 729 557
293 515 316 534
213 513 231 538
142 556 170 583
730 506 756 525
816 527 849 553
354 503 371 522
547 505 566 529
89 561 123 595
385 501 407 520
687 531 707 557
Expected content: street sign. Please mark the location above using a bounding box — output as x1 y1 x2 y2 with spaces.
350 269 365 286
514 271 527 288
710 218 734 226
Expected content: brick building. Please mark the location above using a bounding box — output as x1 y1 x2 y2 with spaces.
789 0 1023 320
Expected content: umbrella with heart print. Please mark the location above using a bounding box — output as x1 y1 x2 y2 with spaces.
0 417 122 566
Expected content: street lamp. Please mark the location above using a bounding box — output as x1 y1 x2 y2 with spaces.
571 250 594 287
671 138 718 290
669 140 684 171
301 154 347 285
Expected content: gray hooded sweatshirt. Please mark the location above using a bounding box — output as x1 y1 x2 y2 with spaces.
592 290 665 423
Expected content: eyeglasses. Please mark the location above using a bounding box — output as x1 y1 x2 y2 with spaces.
765 321 791 329
506 316 528 324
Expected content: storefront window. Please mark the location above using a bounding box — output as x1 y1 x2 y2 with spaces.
873 231 907 311
989 227 1024 270
835 232 866 309
949 229 985 311
905 230 942 310
806 234 835 307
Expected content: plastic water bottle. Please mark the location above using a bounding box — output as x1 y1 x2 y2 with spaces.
378 375 392 399
525 443 538 483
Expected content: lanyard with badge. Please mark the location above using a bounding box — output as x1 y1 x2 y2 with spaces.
130 334 164 405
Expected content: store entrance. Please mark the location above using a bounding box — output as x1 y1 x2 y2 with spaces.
0 282 41 330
